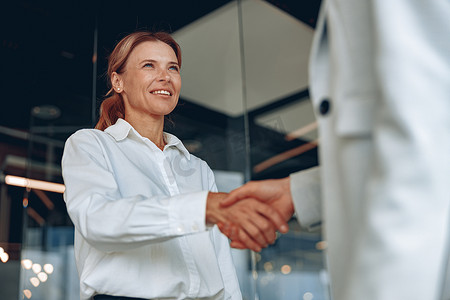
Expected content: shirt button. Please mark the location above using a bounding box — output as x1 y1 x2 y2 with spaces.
192 223 199 231
177 226 184 234
319 98 331 115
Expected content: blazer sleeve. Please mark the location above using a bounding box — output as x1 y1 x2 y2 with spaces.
289 166 322 231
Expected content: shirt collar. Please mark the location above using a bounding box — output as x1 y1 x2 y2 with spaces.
104 118 191 160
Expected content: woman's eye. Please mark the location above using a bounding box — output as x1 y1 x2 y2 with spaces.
144 63 154 68
169 65 179 71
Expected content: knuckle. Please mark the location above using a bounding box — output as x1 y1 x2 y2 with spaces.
261 222 271 231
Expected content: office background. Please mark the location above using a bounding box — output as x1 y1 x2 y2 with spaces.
0 0 326 299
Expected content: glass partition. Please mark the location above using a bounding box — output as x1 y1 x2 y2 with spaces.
239 1 327 299
0 1 327 299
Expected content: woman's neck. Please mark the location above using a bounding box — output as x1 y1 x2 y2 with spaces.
125 114 166 150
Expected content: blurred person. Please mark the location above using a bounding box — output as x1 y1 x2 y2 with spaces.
62 31 287 300
221 1 450 299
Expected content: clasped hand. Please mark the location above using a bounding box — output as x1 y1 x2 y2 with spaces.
206 177 295 252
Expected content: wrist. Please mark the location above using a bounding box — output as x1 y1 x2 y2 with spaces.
205 192 225 226
280 176 295 220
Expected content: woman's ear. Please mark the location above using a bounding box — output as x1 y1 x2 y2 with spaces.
111 72 123 93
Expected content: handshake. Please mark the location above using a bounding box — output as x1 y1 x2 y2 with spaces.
205 177 295 252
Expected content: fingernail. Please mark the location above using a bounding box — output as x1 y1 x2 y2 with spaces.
280 225 288 232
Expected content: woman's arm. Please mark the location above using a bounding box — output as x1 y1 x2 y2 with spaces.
62 130 209 252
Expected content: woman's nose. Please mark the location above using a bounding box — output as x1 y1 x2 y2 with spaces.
158 69 171 82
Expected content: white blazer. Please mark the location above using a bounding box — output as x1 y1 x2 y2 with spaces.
291 1 450 299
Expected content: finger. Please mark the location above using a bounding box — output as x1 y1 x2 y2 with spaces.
221 191 245 207
218 222 261 251
238 217 270 248
227 223 264 252
217 222 240 241
230 240 247 249
217 222 231 237
246 212 277 245
237 229 262 252
255 203 289 234
221 184 256 207
227 200 275 246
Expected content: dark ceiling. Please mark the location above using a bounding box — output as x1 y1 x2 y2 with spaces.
1 0 321 129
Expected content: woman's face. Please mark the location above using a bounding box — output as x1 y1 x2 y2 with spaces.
114 40 181 120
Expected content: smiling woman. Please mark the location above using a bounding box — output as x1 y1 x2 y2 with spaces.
95 31 182 134
110 40 181 147
61 30 287 300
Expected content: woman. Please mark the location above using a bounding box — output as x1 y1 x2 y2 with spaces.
62 31 285 300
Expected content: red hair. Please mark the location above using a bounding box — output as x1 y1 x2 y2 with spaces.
95 31 182 130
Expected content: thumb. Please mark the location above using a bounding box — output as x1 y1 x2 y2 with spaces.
221 187 251 207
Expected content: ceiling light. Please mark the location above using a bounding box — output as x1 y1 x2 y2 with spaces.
4 175 65 193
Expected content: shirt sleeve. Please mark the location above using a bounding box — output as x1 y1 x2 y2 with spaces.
206 167 242 299
289 166 322 231
62 130 209 252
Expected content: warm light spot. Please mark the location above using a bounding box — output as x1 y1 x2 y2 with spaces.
22 259 33 270
43 264 54 274
281 264 291 275
263 262 274 272
23 197 29 208
303 292 314 300
0 252 9 263
253 139 319 173
285 121 318 141
252 270 258 280
5 175 65 193
30 277 40 287
316 241 328 250
0 247 3 254
32 263 42 274
5 175 27 187
37 272 48 282
23 289 32 299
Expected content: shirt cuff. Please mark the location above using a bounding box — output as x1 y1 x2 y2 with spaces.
168 190 209 235
290 167 322 231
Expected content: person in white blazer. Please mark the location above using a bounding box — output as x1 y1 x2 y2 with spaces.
222 0 450 299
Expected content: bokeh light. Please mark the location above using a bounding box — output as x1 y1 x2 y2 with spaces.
37 272 48 282
281 264 291 275
23 289 32 299
0 252 9 263
263 261 274 272
32 263 42 274
315 241 328 250
43 263 54 274
22 259 33 269
30 277 40 287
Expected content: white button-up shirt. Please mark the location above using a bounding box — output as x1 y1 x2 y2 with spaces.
62 119 241 300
